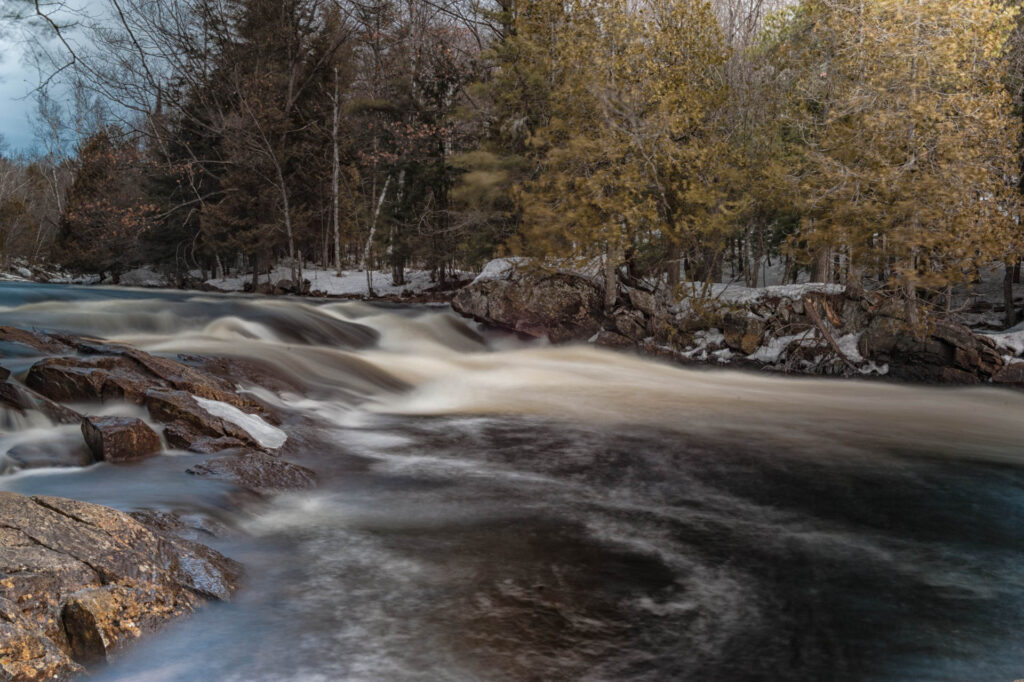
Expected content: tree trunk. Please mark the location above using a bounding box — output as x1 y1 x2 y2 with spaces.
331 67 343 276
1004 263 1017 328
604 244 619 311
251 254 259 293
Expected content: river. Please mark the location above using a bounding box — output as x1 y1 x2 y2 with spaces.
2 280 1024 681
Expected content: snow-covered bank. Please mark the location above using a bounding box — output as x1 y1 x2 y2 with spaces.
203 265 469 297
452 258 1015 384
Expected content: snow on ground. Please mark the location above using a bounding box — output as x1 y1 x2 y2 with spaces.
680 329 729 362
205 266 465 296
834 333 865 364
701 282 846 305
981 320 1024 356
748 332 814 364
194 397 287 450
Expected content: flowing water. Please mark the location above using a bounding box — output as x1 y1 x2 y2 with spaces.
2 281 1024 681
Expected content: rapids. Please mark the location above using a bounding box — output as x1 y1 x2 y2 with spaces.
1 280 1024 681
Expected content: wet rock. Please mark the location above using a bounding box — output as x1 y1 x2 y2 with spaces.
81 416 162 463
25 334 267 415
62 584 194 666
129 509 231 542
6 433 94 471
0 596 83 682
0 366 9 382
163 422 248 454
0 381 82 425
0 327 74 356
187 451 316 493
0 493 241 674
146 389 261 450
26 356 152 404
452 271 605 343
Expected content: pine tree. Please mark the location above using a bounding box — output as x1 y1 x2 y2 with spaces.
774 0 1022 308
517 0 732 299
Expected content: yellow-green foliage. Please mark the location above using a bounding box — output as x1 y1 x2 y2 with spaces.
517 0 735 277
776 0 1022 292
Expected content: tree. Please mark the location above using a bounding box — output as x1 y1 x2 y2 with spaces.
518 0 731 304
57 128 155 280
773 0 1021 317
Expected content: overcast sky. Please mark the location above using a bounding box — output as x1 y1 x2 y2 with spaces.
0 31 38 152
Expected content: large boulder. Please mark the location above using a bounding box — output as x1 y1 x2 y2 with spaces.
81 416 162 463
0 493 241 675
452 270 605 343
858 317 1004 383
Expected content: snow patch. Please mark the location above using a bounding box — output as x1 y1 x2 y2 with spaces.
205 266 467 297
193 397 287 450
748 332 813 363
982 322 1024 357
472 257 527 284
703 282 846 305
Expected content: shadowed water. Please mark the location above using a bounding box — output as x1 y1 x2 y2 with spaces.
1 280 1023 681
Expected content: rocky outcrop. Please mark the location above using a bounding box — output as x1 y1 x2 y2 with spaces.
0 493 241 678
452 261 1007 384
81 416 162 463
452 270 605 343
25 337 264 413
859 314 1004 383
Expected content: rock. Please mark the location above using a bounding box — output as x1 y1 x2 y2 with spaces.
5 434 94 471
26 336 265 414
592 331 635 348
0 327 74 356
0 381 82 425
0 596 83 682
0 493 241 673
146 389 262 450
627 287 662 317
452 270 605 343
81 416 162 463
26 356 153 404
163 423 249 454
992 362 1024 386
62 584 193 665
187 451 316 493
722 314 767 356
859 316 1003 383
612 309 647 341
0 366 9 382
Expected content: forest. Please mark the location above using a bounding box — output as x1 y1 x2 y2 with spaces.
2 0 1023 321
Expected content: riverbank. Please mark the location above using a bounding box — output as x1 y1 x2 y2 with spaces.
0 323 316 679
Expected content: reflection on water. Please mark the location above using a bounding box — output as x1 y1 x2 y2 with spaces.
1 281 1023 681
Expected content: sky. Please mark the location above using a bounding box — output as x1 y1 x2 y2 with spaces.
0 31 37 152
